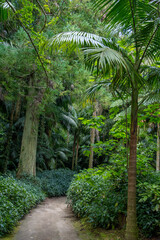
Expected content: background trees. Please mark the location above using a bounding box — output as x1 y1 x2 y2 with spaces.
0 0 160 239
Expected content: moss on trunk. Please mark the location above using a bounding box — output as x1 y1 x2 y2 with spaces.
17 82 39 177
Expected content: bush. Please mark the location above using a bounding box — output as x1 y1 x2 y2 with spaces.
38 168 76 197
0 175 45 236
67 162 160 238
137 174 160 237
0 169 75 237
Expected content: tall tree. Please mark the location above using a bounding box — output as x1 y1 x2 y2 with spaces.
50 1 160 239
17 77 40 177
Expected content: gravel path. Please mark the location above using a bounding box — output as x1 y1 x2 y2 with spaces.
13 197 80 240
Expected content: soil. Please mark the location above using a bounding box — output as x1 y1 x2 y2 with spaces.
12 197 80 240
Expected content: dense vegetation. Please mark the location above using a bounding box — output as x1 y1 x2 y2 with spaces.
38 168 76 197
0 175 45 236
0 168 75 236
67 162 160 238
0 0 160 239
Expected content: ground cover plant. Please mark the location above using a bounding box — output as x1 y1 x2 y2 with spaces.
67 158 160 238
0 168 76 236
38 168 76 197
0 175 45 236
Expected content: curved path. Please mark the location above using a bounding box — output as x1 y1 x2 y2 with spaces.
13 197 80 240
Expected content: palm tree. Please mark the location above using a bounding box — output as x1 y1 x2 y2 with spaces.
50 1 160 239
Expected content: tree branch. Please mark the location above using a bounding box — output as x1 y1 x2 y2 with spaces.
35 0 47 33
5 0 49 85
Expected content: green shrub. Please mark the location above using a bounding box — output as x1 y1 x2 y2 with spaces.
67 162 160 237
137 174 160 237
38 168 76 197
0 175 45 236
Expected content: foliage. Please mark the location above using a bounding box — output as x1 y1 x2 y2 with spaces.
0 174 45 236
67 160 160 237
79 115 105 131
38 168 76 197
67 165 127 228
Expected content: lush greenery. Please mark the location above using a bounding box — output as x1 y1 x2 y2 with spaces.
0 174 45 236
38 168 76 197
0 168 76 236
0 0 160 239
67 161 160 237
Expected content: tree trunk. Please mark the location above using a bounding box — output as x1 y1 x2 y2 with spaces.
72 133 76 170
125 88 138 240
17 81 39 177
75 137 79 171
67 130 70 146
89 127 95 168
156 123 160 171
89 104 96 168
95 129 100 142
95 101 102 142
2 103 15 173
14 95 21 121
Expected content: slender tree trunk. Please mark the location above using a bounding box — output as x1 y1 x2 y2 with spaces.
125 87 138 240
95 129 100 142
17 80 39 177
125 103 129 168
3 104 15 173
75 137 79 171
67 130 70 146
89 104 96 168
95 101 102 142
72 133 76 170
137 125 140 143
156 123 160 171
14 95 21 121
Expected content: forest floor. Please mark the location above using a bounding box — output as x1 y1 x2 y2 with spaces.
0 197 159 240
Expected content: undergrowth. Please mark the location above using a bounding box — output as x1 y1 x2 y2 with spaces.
0 175 45 237
0 168 76 237
67 158 160 238
38 168 76 197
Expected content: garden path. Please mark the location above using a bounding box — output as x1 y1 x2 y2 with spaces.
13 197 80 240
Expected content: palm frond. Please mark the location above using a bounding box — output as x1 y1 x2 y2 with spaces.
0 1 15 21
84 46 127 71
50 31 129 74
92 0 132 28
61 113 77 128
50 31 105 49
85 80 110 99
57 151 68 161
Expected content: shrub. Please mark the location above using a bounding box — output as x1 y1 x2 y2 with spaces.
67 162 160 237
0 175 45 236
137 173 160 237
38 168 76 197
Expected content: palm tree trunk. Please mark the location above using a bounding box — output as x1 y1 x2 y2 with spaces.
75 137 79 171
72 133 76 170
89 127 95 168
125 88 138 240
17 80 39 177
156 123 160 171
89 103 97 168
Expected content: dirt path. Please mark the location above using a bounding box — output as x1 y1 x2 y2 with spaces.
13 197 80 240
